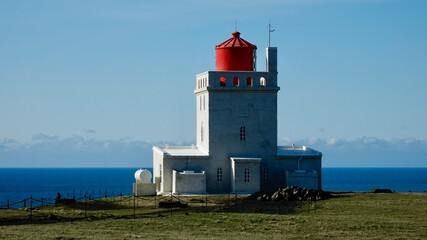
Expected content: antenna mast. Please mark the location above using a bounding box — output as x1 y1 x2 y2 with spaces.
268 23 275 47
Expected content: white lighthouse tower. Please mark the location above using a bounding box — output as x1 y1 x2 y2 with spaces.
151 31 322 195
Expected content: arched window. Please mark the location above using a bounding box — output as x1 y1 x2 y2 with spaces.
217 168 223 183
244 168 250 182
220 76 226 86
233 76 239 86
240 126 246 141
260 77 266 87
246 77 253 86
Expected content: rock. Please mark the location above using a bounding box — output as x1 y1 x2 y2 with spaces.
268 186 330 202
369 188 393 193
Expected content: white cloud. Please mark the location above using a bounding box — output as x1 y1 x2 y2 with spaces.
1 135 426 168
0 134 157 168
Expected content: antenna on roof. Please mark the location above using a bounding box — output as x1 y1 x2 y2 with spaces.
268 22 275 47
235 21 238 32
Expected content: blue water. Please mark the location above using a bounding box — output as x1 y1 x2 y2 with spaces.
323 168 427 192
0 168 138 208
0 168 426 207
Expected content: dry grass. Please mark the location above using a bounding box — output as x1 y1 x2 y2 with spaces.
0 193 426 239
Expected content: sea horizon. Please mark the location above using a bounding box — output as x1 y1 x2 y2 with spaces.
0 167 426 208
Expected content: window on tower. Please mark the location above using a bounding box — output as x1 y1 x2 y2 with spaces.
240 126 246 141
246 77 253 86
244 168 250 182
233 76 239 86
201 122 204 142
263 167 269 182
220 76 226 86
260 77 266 87
217 168 223 183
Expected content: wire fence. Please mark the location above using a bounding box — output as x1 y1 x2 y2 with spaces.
0 192 316 222
0 190 130 209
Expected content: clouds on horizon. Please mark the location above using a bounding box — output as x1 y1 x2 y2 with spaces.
1 134 426 168
279 137 427 167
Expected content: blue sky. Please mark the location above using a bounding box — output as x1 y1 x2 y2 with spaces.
1 0 426 167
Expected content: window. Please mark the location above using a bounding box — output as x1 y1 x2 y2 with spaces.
233 76 239 86
201 122 204 142
240 126 246 141
246 77 253 86
220 76 226 86
217 168 223 183
203 95 205 110
244 168 250 182
263 167 269 182
260 77 266 87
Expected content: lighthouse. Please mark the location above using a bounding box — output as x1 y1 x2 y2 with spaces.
150 31 322 195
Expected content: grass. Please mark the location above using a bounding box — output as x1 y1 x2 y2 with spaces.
0 193 426 239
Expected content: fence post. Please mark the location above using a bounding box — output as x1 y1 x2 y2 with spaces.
133 195 136 219
23 198 26 208
228 193 230 206
7 200 9 209
41 198 44 207
29 195 33 219
84 194 87 218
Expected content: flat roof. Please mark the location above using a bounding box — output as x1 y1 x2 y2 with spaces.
153 145 321 158
277 145 322 157
153 145 209 157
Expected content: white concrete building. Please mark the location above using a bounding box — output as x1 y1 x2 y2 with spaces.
152 31 322 195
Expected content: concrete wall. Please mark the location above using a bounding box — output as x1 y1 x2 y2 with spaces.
267 156 322 191
133 183 156 196
152 148 164 193
155 153 209 194
172 170 206 194
285 170 319 190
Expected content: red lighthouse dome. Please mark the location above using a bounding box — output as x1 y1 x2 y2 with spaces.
215 32 257 71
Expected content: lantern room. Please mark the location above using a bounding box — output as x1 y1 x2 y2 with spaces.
215 32 257 71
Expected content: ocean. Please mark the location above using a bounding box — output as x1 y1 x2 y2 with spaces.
0 168 426 208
